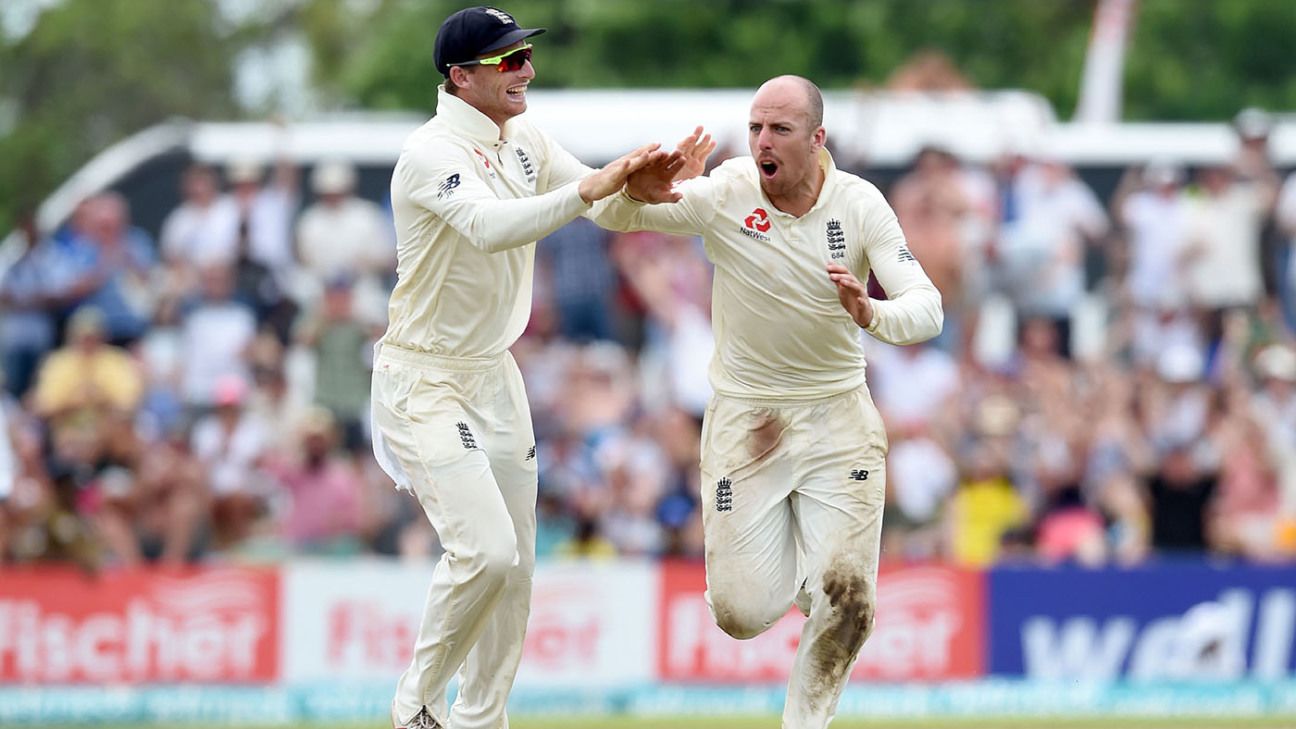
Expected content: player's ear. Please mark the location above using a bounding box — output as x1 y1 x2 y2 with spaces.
448 65 473 90
812 126 826 151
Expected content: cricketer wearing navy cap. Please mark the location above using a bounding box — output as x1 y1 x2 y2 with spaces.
433 6 546 76
375 6 683 729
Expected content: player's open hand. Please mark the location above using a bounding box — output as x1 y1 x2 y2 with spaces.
625 150 687 204
672 126 716 182
827 262 875 329
580 143 665 203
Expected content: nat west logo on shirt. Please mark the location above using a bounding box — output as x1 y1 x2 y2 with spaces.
472 148 496 179
437 173 461 199
515 147 536 183
826 218 846 260
740 208 772 242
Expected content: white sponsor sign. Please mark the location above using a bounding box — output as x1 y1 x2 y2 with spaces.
281 559 656 687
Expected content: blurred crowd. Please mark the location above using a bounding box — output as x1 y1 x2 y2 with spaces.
3 108 1296 570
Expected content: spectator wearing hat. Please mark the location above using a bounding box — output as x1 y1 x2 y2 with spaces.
296 159 395 326
297 160 395 282
267 406 369 553
31 307 142 423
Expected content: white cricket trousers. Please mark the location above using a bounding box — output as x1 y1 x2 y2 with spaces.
699 385 888 729
371 344 537 729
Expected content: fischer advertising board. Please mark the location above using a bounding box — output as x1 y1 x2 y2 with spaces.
0 566 279 684
989 562 1296 680
657 561 984 682
280 559 657 687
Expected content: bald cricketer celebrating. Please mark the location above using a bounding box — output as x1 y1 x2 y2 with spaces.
608 75 944 728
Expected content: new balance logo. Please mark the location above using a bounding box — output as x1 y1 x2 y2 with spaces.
716 477 733 512
525 445 536 461
483 8 513 23
826 218 846 260
850 469 870 481
897 246 916 263
437 173 461 199
456 422 477 450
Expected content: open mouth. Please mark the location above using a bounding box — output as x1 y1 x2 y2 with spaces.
759 160 778 178
506 84 528 100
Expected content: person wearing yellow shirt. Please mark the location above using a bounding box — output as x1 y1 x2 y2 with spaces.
32 306 142 420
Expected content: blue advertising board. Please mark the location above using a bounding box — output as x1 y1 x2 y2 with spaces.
988 561 1296 680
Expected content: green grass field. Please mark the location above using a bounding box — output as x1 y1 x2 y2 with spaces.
44 718 1296 729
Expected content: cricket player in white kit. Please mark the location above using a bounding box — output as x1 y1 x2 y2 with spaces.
370 8 673 729
611 77 944 728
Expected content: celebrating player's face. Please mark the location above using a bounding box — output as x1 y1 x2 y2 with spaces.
747 81 825 200
454 40 535 128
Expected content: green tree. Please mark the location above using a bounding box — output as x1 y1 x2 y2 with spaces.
308 0 1293 123
0 0 247 231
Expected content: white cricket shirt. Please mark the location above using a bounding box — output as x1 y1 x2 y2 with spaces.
605 151 943 402
382 86 594 358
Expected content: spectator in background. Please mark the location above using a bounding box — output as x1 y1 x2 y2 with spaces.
613 231 714 418
0 399 16 556
267 406 368 554
890 146 971 348
1182 163 1278 351
1113 160 1191 313
179 264 258 410
295 159 395 324
191 375 273 552
76 193 156 346
537 217 619 342
944 428 1028 567
160 164 239 279
225 157 298 276
225 158 299 341
1232 108 1286 308
1146 439 1219 554
294 275 374 447
1275 166 1296 333
995 153 1109 356
0 212 58 398
31 307 142 426
92 417 207 567
1251 345 1296 529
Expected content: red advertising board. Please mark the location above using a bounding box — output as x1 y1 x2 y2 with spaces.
658 561 983 682
0 567 279 684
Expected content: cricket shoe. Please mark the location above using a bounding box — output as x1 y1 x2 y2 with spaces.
392 702 442 729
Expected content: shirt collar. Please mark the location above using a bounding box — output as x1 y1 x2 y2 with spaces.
434 85 517 147
808 148 838 214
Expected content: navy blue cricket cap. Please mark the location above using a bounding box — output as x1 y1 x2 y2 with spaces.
434 6 546 77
